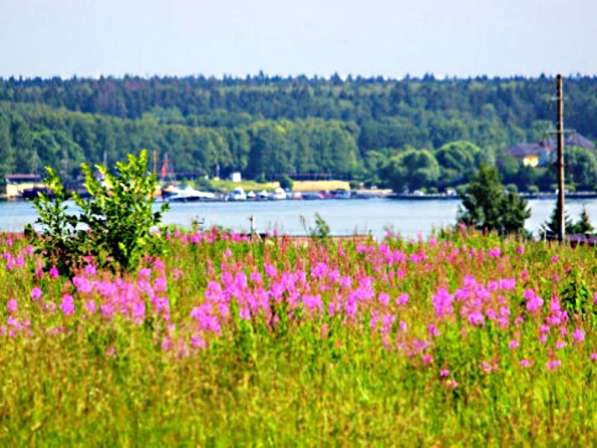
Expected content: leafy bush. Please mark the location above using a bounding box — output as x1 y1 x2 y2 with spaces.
24 167 88 275
27 150 168 274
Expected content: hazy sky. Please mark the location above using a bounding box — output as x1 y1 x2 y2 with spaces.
1 0 596 79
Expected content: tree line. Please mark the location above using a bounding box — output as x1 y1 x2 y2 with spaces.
0 75 596 191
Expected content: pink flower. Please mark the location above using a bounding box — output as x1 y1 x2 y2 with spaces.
191 335 207 349
421 354 433 365
31 287 42 301
488 247 501 258
524 289 543 314
85 300 97 314
396 293 409 306
591 353 597 362
519 359 532 368
60 294 75 316
427 324 440 337
509 339 519 350
84 264 97 275
572 328 585 343
468 311 485 327
49 266 59 279
6 299 17 315
546 359 561 371
432 288 453 319
439 368 450 378
555 340 566 349
378 292 390 307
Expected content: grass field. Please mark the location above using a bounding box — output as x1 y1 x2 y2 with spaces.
0 229 595 445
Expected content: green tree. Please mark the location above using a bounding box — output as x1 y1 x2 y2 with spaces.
73 150 168 271
539 202 575 239
458 165 530 234
566 146 597 191
571 207 594 235
435 140 481 187
384 149 440 192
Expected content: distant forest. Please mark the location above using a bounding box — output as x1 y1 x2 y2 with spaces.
0 74 596 191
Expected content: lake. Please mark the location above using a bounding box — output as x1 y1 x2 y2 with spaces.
1 198 595 239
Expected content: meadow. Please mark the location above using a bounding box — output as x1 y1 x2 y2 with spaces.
0 228 595 446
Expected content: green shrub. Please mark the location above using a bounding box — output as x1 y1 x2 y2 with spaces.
27 150 168 274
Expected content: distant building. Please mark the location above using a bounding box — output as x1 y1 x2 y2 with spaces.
3 174 45 199
506 133 595 167
230 172 242 183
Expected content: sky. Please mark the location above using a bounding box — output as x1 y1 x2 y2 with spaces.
0 0 596 79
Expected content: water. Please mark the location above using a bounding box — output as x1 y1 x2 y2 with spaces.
1 198 595 239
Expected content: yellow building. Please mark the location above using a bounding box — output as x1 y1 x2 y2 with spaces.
3 174 46 199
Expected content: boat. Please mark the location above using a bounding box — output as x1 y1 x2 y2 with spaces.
167 186 216 202
331 189 351 199
246 190 257 200
228 187 247 201
257 190 269 200
269 187 287 200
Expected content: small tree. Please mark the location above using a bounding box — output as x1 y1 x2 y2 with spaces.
572 207 594 235
539 202 574 240
458 165 530 235
27 150 168 274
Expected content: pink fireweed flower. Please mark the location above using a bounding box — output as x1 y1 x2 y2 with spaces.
432 288 453 319
439 368 450 378
421 354 433 365
302 294 323 314
264 263 277 277
480 361 495 374
509 339 519 350
60 294 75 316
519 358 532 368
546 359 561 371
73 276 92 294
427 324 440 338
31 287 42 301
399 320 408 333
516 245 525 255
555 340 567 349
378 292 390 307
591 353 597 362
369 313 378 331
488 247 501 258
153 277 167 292
100 303 115 320
49 266 59 278
85 300 97 314
191 335 207 349
572 328 585 343
84 264 97 275
396 293 409 306
551 255 559 263
468 311 485 327
523 289 543 314
6 298 17 314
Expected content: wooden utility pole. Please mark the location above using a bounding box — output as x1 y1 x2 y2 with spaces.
556 75 565 242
